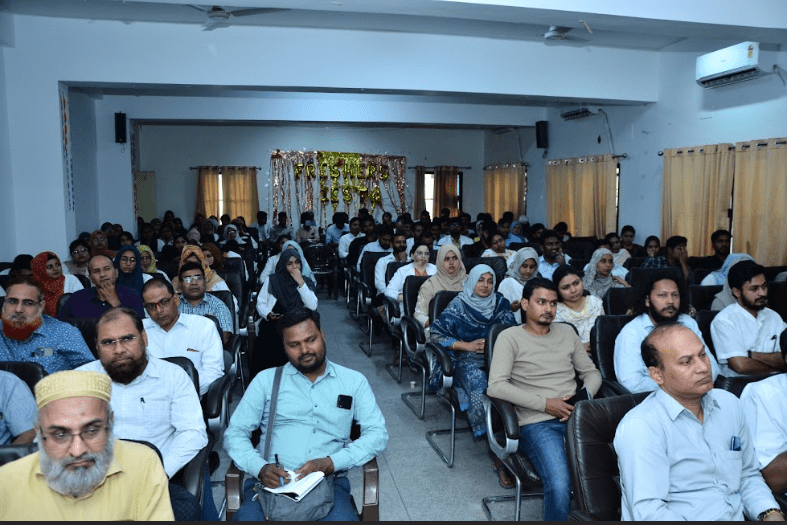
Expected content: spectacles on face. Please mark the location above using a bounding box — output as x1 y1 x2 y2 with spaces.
120 257 136 264
42 425 107 447
71 248 88 255
144 295 174 312
414 250 430 259
181 275 204 284
97 334 138 350
4 298 42 308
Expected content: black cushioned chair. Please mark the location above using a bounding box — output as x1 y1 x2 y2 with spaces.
602 287 634 315
355 251 389 356
0 361 47 392
694 310 719 358
378 260 410 382
565 392 650 521
589 315 636 396
769 281 787 322
0 442 38 467
623 257 645 270
628 266 685 289
56 292 72 316
207 290 247 391
302 244 339 299
464 257 506 289
399 275 431 418
688 285 723 312
689 267 714 285
64 317 99 358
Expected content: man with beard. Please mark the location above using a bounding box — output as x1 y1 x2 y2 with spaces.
690 229 732 271
57 255 145 322
355 223 393 272
0 276 93 373
0 370 174 520
436 217 474 249
615 324 783 521
537 229 572 281
141 279 223 396
614 274 720 393
347 216 377 269
374 231 409 295
488 278 601 521
177 262 233 346
78 307 208 520
712 261 787 377
224 307 388 521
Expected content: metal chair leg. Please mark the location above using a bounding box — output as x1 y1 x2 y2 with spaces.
401 362 432 419
384 339 404 382
425 394 472 468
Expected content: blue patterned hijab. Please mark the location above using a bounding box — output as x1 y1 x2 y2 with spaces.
460 264 497 318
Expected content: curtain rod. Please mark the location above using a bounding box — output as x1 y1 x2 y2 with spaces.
658 141 786 156
484 162 528 170
407 166 471 170
189 166 263 170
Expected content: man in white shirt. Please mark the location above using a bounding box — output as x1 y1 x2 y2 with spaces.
374 232 409 295
337 217 361 259
537 230 572 281
711 260 787 377
614 274 719 393
436 217 473 248
141 279 224 396
356 225 394 272
326 212 350 248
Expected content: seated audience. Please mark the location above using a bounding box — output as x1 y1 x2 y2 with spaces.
58 255 145 321
347 217 377 270
337 217 361 258
614 273 719 393
741 346 787 494
429 265 515 440
414 244 467 328
141 279 224 396
171 245 230 296
201 219 220 243
136 223 164 253
538 229 572 281
464 219 497 258
554 221 571 242
583 248 630 299
614 323 782 521
2 276 94 372
620 225 644 257
117 231 135 248
259 235 292 282
497 247 539 324
606 232 631 267
79 307 210 520
269 211 294 241
64 239 91 279
553 265 604 353
31 251 84 317
295 211 320 244
385 242 437 306
0 370 174 520
114 245 149 295
690 229 731 271
178 262 233 346
0 369 36 444
224 307 388 521
250 211 271 244
89 229 116 259
644 235 661 258
505 221 527 247
223 222 258 251
137 244 171 283
481 232 516 261
711 260 787 377
255 248 318 374
200 242 224 274
488 277 601 521
702 253 755 310
172 233 188 257
326 212 350 248
529 223 545 243
641 235 690 282
356 225 394 272
375 231 409 296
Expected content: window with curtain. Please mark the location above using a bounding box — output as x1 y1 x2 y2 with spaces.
195 165 259 221
484 163 527 221
660 144 734 257
432 166 463 217
546 154 618 238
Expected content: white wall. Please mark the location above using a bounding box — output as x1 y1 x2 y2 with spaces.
69 92 100 236
137 124 487 223
0 49 15 262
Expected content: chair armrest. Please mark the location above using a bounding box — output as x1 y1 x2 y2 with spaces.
424 342 453 389
380 295 401 321
484 395 519 459
203 373 233 419
568 509 596 521
226 461 245 521
360 457 379 521
599 379 632 397
178 443 210 501
400 315 426 359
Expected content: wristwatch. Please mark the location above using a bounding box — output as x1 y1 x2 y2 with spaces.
757 508 782 521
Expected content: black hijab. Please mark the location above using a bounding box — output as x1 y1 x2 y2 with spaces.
268 248 316 312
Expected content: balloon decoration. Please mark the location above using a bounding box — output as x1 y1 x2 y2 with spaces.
270 150 407 229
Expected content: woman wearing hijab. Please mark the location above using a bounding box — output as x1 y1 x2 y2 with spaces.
31 252 84 317
703 253 756 311
89 230 116 259
221 223 258 250
605 232 631 267
201 242 224 273
583 248 630 299
429 264 516 486
553 265 604 353
505 222 527 247
137 244 171 283
259 235 292 283
253 248 318 374
113 245 148 295
172 245 229 294
498 247 539 324
414 244 467 328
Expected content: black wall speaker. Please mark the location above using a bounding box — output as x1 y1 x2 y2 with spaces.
115 112 126 144
535 120 548 149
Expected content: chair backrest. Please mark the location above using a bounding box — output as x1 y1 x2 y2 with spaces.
204 314 222 339
623 257 645 270
402 275 429 318
222 258 247 286
569 258 589 272
566 392 650 521
628 266 684 289
464 257 506 287
689 268 713 285
429 290 460 324
74 274 92 289
0 361 48 392
303 245 337 275
687 285 723 312
207 290 237 332
0 443 39 467
563 241 594 260
56 292 72 316
217 268 244 304
484 322 516 369
385 261 408 286
715 372 776 398
590 315 636 382
360 251 388 289
765 265 787 282
65 317 99 358
695 310 719 358
603 287 634 315
162 356 200 394
768 281 787 322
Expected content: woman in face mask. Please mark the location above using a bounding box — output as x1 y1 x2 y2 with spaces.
295 211 320 244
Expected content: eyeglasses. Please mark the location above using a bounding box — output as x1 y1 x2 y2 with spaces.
144 295 174 312
120 257 136 264
181 275 204 284
71 248 89 255
42 425 107 447
414 250 431 259
97 334 138 350
3 298 42 308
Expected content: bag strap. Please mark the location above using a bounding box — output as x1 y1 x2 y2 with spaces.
262 366 284 462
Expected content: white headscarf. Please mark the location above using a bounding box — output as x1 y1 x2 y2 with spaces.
281 240 314 282
505 247 539 284
460 264 497 318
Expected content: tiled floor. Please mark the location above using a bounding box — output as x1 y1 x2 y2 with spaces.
211 295 543 521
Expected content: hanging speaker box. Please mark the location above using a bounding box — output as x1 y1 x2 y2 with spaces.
115 113 127 144
536 121 548 149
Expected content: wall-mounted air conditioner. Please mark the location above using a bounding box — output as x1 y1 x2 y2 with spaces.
696 42 763 88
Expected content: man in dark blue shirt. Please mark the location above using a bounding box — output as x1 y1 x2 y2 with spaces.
58 255 144 321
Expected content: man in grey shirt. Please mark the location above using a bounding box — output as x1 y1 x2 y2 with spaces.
614 323 783 521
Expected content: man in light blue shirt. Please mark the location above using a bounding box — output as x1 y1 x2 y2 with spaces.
614 273 719 393
0 370 36 445
537 230 571 281
614 323 782 521
224 307 388 521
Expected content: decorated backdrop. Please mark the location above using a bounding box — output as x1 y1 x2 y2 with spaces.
269 150 407 227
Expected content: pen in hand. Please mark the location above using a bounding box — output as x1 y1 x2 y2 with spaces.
275 454 284 487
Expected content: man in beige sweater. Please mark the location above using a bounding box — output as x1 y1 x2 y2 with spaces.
488 276 601 521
